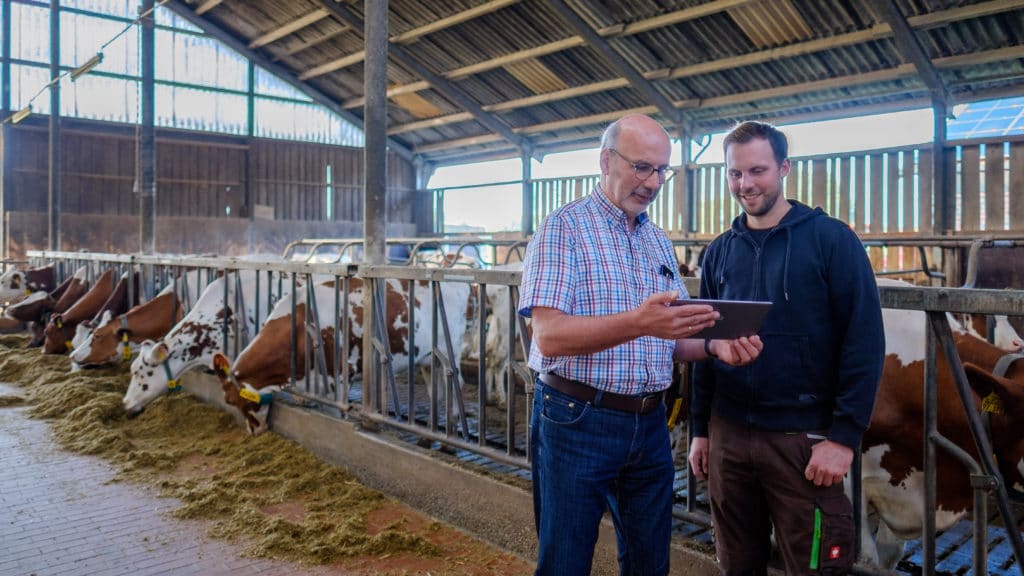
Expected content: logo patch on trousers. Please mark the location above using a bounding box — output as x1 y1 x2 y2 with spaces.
829 546 841 560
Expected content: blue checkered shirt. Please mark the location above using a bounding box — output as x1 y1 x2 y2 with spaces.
518 185 688 395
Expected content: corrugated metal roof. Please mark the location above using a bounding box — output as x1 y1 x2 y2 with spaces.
168 0 1024 166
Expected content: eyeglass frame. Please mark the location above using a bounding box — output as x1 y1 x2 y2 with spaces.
608 148 676 183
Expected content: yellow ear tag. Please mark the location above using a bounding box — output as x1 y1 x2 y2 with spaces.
24 289 31 296
65 340 73 351
55 318 62 329
982 392 1004 414
239 387 261 403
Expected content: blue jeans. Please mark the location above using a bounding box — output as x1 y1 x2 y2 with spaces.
531 380 674 576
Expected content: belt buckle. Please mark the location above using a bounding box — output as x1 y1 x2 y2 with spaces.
639 393 658 414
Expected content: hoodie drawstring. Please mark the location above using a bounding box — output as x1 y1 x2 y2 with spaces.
782 228 792 302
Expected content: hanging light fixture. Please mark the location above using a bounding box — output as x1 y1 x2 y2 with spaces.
70 53 104 81
7 105 32 124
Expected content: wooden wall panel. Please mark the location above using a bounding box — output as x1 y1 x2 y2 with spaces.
901 151 914 232
1011 142 1024 230
985 143 1005 231
887 152 900 233
869 154 884 234
811 158 827 211
918 150 933 234
960 145 981 231
853 155 867 233
837 157 849 225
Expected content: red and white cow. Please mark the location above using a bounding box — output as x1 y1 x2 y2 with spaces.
5 266 89 347
69 271 140 356
213 276 470 435
855 293 1024 568
43 269 117 354
69 284 184 366
957 312 1023 351
0 264 55 303
481 264 532 408
121 270 285 416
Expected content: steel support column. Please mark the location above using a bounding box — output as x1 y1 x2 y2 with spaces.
1 0 10 258
139 0 156 254
47 0 60 251
245 59 255 252
520 145 533 237
362 0 388 413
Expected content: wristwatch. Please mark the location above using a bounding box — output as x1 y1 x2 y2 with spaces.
704 338 718 359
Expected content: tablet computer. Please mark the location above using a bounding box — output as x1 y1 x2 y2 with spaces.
670 298 772 339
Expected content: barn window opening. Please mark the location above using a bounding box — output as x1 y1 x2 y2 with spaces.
325 164 333 220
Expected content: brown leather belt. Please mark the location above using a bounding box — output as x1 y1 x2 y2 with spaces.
538 373 664 415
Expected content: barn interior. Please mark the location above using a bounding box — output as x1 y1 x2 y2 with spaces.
2 1 1024 575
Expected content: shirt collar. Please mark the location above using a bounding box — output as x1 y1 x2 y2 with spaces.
592 184 649 230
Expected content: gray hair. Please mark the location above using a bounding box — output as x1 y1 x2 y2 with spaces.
600 120 621 151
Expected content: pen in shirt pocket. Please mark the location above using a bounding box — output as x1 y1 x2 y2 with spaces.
658 264 675 290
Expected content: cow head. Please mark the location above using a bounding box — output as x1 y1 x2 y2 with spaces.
123 341 180 417
963 359 1024 498
0 265 55 303
0 269 27 302
70 318 132 366
213 352 274 436
42 313 76 354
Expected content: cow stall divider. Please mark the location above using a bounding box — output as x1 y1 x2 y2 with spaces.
24 249 1024 575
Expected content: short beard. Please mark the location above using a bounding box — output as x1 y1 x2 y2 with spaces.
741 189 779 218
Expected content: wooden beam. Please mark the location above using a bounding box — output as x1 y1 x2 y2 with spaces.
390 0 520 44
416 133 503 154
667 26 891 80
597 0 758 36
446 37 586 79
298 50 366 81
388 112 474 135
271 26 347 61
387 78 629 133
193 0 223 16
249 8 329 49
518 106 658 135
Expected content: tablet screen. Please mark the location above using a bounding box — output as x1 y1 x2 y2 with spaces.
670 298 772 339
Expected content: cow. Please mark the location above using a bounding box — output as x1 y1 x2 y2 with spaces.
4 266 89 347
121 270 286 417
69 271 141 356
956 312 1023 351
213 276 471 435
855 288 1024 568
42 269 117 354
69 284 184 367
0 264 55 303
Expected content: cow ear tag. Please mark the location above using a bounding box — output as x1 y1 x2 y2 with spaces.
154 345 169 363
239 387 261 404
982 392 1004 414
215 355 231 378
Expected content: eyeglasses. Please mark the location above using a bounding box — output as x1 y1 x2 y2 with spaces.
609 149 676 183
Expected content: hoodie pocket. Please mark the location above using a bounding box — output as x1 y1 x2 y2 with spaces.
729 332 817 408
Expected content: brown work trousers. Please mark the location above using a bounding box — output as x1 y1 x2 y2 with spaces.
707 414 855 575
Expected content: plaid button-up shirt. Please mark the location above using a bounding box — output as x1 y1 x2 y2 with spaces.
518 185 687 395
